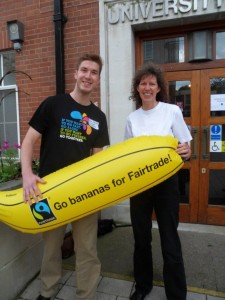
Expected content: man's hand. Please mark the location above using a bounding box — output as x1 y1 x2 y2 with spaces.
23 173 46 205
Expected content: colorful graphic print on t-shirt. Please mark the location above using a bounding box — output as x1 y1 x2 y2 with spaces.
60 110 99 142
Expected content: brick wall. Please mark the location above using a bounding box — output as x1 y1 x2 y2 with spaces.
0 0 100 158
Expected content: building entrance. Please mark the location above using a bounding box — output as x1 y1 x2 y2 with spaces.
165 68 225 225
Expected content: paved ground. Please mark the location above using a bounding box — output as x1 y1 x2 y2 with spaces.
15 222 225 300
63 224 225 293
16 268 225 300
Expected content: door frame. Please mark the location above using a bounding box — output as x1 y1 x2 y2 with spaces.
165 70 200 224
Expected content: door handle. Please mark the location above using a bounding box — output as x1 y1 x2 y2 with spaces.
201 126 209 160
191 127 198 160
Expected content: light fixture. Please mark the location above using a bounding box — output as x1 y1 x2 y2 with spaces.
188 30 213 62
7 20 24 52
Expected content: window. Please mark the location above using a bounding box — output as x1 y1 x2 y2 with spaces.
216 31 225 59
142 28 225 65
168 80 191 117
0 52 20 156
143 37 184 64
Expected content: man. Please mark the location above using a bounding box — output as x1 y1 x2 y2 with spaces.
21 53 110 300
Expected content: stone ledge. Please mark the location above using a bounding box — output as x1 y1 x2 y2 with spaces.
0 178 22 191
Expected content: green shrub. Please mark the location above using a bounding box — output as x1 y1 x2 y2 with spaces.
0 141 21 183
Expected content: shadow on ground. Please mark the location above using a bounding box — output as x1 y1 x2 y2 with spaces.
62 226 225 293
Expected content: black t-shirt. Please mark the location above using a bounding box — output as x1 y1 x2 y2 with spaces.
29 94 110 177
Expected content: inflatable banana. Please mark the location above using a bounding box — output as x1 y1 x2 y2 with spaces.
0 135 184 233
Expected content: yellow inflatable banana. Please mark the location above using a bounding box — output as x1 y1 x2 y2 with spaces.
0 135 183 233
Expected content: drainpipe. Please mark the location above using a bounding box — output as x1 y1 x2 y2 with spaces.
53 0 67 94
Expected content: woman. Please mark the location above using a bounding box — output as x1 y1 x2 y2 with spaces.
124 62 192 300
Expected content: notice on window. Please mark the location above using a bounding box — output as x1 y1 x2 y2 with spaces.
210 141 222 152
210 125 223 153
210 125 222 140
210 94 225 111
222 141 225 153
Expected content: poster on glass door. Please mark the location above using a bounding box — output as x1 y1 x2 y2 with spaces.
210 94 225 111
210 125 222 152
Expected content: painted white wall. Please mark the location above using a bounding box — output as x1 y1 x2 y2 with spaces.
100 2 136 146
99 0 225 223
99 1 136 222
0 180 43 300
0 224 43 300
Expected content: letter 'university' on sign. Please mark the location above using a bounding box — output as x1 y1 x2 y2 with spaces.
107 0 223 24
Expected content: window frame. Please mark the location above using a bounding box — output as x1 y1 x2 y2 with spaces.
135 20 225 72
0 51 20 158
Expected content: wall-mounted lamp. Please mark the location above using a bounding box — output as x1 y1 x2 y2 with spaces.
7 20 24 52
188 30 213 62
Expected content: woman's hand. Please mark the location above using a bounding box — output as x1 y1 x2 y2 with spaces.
176 142 191 161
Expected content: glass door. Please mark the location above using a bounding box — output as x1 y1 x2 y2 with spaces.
166 69 225 225
165 71 200 223
199 69 225 225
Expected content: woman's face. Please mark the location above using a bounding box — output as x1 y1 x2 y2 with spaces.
137 74 160 107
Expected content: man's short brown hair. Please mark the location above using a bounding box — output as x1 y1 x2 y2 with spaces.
76 54 103 74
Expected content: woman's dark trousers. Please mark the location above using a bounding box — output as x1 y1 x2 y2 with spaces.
130 176 187 300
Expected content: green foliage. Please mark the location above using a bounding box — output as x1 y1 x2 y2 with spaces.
32 159 40 175
0 141 40 183
0 142 21 183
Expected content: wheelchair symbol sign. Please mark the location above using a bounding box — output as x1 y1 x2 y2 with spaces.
210 141 221 152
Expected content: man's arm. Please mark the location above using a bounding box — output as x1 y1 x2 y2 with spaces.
92 147 103 155
21 127 46 205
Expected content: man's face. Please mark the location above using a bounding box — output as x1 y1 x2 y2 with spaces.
75 60 100 94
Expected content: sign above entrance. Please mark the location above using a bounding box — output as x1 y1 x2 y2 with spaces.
107 0 224 24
